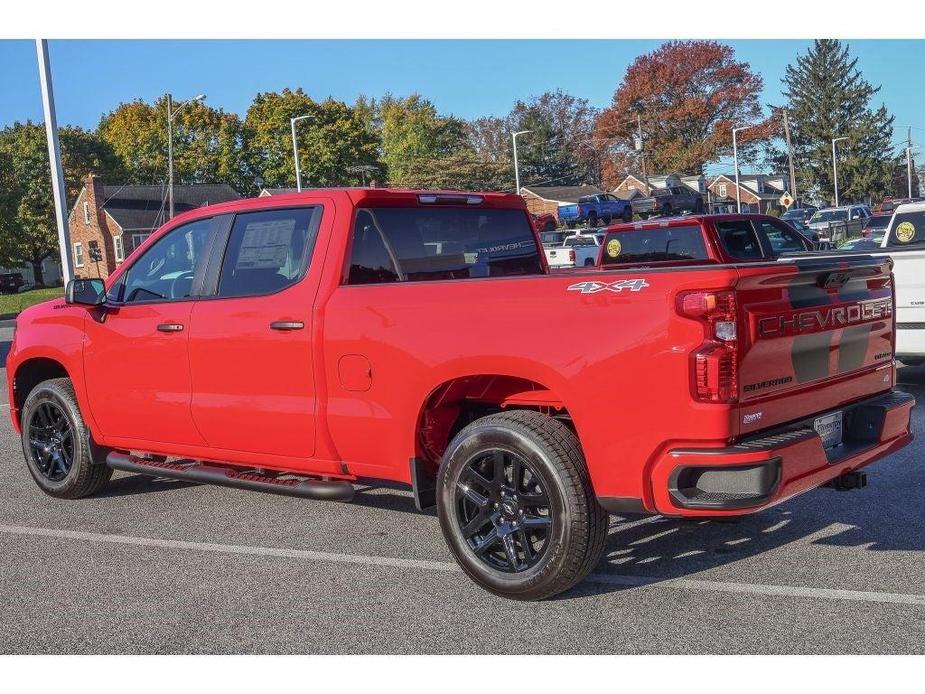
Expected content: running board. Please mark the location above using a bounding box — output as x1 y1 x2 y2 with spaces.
106 452 354 502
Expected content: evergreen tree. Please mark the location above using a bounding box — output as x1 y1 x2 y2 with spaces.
782 39 894 205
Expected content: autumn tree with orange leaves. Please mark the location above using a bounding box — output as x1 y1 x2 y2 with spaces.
595 41 775 187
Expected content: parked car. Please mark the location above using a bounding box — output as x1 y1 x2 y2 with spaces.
543 244 575 269
779 206 818 225
558 193 632 228
598 214 813 267
0 272 26 294
806 205 871 242
633 186 704 219
562 232 604 267
531 212 557 232
875 197 922 215
862 213 891 238
7 189 913 601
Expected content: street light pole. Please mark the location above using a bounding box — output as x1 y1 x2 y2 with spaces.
35 39 73 285
166 92 206 219
831 136 848 207
732 125 756 213
512 130 531 194
291 115 312 192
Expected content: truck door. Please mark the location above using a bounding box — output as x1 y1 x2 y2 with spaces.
82 216 221 446
187 205 324 461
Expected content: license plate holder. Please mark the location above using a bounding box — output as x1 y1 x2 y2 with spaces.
814 411 844 451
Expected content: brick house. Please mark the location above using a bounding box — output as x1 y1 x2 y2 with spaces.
68 174 239 278
519 184 604 221
613 173 707 198
706 174 790 214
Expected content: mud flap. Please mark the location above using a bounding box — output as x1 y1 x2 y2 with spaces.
410 457 436 511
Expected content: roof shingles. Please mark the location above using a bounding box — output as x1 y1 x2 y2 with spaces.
101 184 240 231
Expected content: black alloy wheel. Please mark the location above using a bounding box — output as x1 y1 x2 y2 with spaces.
28 401 75 482
455 448 553 573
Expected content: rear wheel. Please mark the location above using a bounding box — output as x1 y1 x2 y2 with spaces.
20 378 112 499
587 212 598 229
437 410 609 601
693 198 705 214
661 203 672 217
622 205 633 223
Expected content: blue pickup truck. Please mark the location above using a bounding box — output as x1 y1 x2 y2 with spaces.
559 193 633 228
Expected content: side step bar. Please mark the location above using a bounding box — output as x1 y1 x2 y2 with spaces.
106 452 354 502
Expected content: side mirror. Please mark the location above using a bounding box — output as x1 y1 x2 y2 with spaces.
65 278 106 306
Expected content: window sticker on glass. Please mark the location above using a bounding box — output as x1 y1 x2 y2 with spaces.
236 219 295 270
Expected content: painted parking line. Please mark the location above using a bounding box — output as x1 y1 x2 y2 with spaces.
2 524 924 607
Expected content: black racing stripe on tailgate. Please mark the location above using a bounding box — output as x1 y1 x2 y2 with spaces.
787 278 834 308
791 332 832 383
838 323 873 374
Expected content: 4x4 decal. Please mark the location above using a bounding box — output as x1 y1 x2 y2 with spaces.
567 279 650 294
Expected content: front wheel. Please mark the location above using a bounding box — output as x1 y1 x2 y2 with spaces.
436 410 609 600
20 378 112 499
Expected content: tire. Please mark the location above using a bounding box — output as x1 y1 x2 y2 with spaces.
584 258 595 266
587 213 598 229
622 205 633 223
544 221 556 232
566 221 576 230
436 410 609 601
661 203 672 217
693 198 704 214
20 378 112 499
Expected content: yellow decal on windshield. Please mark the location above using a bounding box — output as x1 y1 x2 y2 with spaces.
606 238 622 258
896 221 916 243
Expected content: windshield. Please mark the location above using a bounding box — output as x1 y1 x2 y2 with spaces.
809 209 848 224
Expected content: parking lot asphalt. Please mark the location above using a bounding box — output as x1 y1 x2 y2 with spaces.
1 324 924 654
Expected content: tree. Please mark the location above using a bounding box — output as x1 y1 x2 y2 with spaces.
509 90 599 188
595 41 770 185
0 122 122 285
98 97 250 192
244 88 383 189
781 39 894 204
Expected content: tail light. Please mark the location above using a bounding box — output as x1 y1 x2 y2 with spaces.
677 290 738 403
569 250 576 263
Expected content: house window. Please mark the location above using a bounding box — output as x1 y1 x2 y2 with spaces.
719 183 727 197
74 242 84 268
114 235 125 263
83 202 90 225
131 233 152 251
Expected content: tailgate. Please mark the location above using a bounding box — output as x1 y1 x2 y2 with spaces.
735 256 895 434
558 204 579 218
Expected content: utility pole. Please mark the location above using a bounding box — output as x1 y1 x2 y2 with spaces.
166 92 206 218
782 109 797 207
512 130 531 195
35 39 73 285
907 126 914 199
832 136 848 207
290 115 312 192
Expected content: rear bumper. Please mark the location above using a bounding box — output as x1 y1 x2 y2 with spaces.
647 390 915 516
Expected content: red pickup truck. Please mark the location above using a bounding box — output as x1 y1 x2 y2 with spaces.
597 213 814 267
7 191 914 600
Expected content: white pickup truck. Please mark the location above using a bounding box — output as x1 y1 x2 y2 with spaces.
880 202 925 365
795 201 925 365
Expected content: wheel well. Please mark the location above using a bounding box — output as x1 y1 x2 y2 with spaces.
416 375 571 475
13 358 69 419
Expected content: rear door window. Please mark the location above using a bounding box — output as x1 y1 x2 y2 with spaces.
347 207 543 284
754 219 809 256
216 207 321 298
887 210 925 247
600 225 709 266
715 220 765 260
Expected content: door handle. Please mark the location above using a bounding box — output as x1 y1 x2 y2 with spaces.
270 321 304 331
157 323 184 332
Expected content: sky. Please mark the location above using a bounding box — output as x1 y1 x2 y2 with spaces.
2 39 923 176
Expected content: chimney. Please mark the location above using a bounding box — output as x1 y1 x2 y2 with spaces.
83 173 105 223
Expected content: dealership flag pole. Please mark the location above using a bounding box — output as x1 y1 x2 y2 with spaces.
36 39 73 285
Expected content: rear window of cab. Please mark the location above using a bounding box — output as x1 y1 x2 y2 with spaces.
887 210 925 247
600 225 709 266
